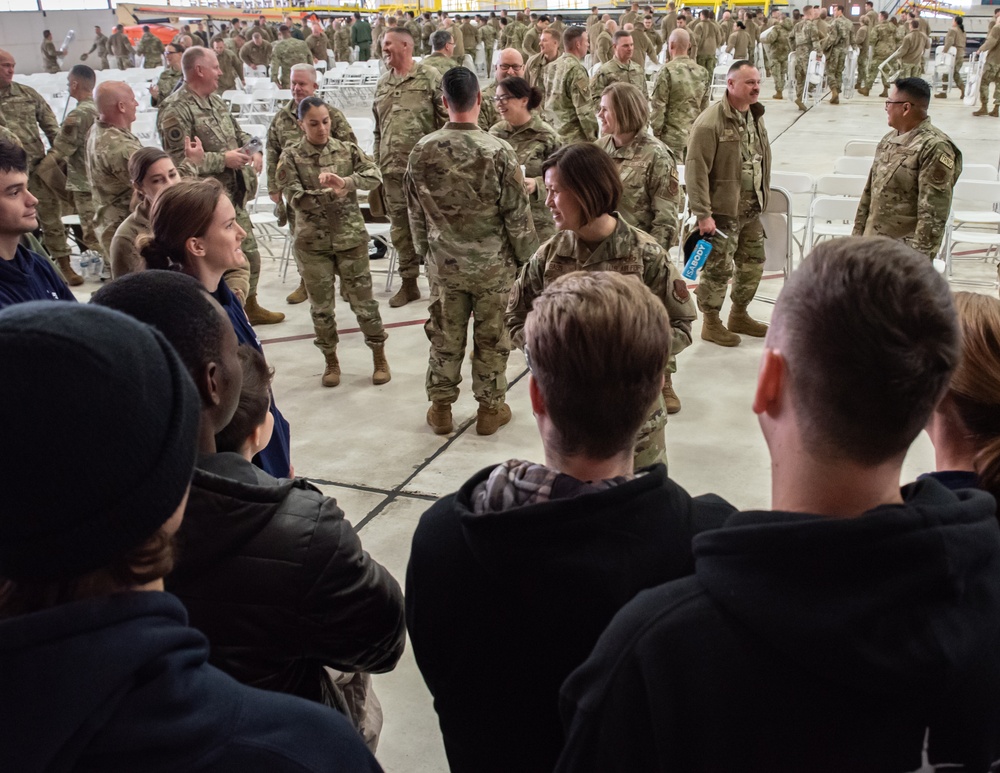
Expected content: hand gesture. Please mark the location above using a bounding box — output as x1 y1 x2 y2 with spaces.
224 149 251 169
184 136 205 165
319 172 349 197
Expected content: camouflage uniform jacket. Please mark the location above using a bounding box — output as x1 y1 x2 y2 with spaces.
0 124 21 148
489 114 559 242
794 19 825 53
650 55 710 150
271 38 313 87
870 21 897 59
277 135 381 252
267 98 356 195
545 53 598 143
824 16 853 54
853 118 962 259
372 62 447 177
0 82 59 166
597 133 681 249
422 53 456 77
590 58 647 108
405 122 538 284
86 121 141 229
108 32 134 57
158 87 256 207
480 23 497 52
152 66 182 107
240 40 273 67
51 97 98 192
216 49 243 94
41 41 60 73
524 53 557 97
768 18 793 58
88 33 109 58
505 214 695 355
136 32 164 67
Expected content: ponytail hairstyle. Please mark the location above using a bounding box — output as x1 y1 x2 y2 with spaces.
137 178 225 272
949 292 1000 502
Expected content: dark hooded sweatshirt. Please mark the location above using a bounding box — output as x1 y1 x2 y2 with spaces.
556 477 1000 773
0 591 383 772
405 462 735 773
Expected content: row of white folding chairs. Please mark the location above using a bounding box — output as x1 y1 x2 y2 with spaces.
942 179 1000 289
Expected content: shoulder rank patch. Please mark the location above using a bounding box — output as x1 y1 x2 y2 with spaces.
672 277 690 304
938 153 954 170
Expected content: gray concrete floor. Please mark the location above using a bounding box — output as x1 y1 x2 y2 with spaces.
71 85 1000 773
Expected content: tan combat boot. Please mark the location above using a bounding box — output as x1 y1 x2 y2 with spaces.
388 277 420 308
934 91 947 99
371 344 391 385
773 89 783 100
56 256 84 287
244 294 286 325
476 402 512 436
857 86 870 96
830 86 840 105
879 86 889 98
321 352 341 387
662 374 681 415
795 98 807 111
286 279 308 304
991 105 999 117
728 305 769 337
426 401 453 434
701 311 741 347
973 101 988 116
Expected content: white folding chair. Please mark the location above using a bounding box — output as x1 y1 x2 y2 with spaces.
832 156 875 176
757 186 795 304
942 179 1000 289
771 171 816 257
958 164 999 182
815 174 867 198
804 195 861 252
843 139 879 157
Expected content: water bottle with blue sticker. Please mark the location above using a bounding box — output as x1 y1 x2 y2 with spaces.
683 229 726 281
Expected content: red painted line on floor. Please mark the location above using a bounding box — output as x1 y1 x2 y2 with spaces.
260 316 427 346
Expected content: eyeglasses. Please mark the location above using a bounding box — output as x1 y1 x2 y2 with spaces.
493 95 513 104
497 63 523 71
885 99 911 107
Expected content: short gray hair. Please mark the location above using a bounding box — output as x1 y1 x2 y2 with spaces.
430 29 453 51
290 62 317 82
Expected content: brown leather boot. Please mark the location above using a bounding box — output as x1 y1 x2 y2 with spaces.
56 256 84 287
959 86 965 100
286 279 308 304
857 86 870 96
701 311 741 347
728 305 769 337
244 294 285 325
662 375 681 415
991 106 999 117
795 98 807 111
426 401 453 435
321 352 341 387
476 402 512 436
773 89 783 100
879 86 889 98
388 277 420 308
934 91 947 99
973 102 988 116
830 87 840 105
371 344 391 385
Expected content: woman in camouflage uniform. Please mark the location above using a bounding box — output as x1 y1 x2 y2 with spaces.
110 148 180 278
489 77 560 243
276 97 390 389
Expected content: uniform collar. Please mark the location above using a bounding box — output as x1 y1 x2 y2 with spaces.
443 121 480 130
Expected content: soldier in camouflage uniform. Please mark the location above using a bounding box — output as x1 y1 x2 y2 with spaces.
372 27 447 308
793 6 825 110
86 82 141 264
306 24 328 67
864 13 897 97
479 15 497 57
489 76 559 243
267 64 356 304
763 12 792 98
854 78 961 260
136 27 165 69
212 38 244 94
41 31 64 74
854 15 872 91
480 48 525 131
974 20 1000 116
506 143 695 466
271 26 313 88
0 49 72 277
649 30 709 158
108 25 134 70
150 44 183 108
424 30 458 77
83 26 110 70
894 22 928 81
822 5 854 104
44 65 101 284
276 98 389 389
694 10 725 73
686 62 771 348
158 47 276 323
240 33 272 75
406 67 537 437
546 27 597 143
590 31 647 109
524 31 558 111
333 20 351 63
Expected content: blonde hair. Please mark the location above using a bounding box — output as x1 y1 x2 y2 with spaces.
601 81 649 135
950 292 1000 501
524 271 671 459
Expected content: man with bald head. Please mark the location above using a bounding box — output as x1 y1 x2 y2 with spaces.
595 19 617 63
86 81 140 258
650 28 710 158
0 48 71 274
158 47 276 323
482 47 526 129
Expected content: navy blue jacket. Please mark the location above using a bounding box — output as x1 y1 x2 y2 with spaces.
0 244 76 310
0 591 382 772
212 280 292 478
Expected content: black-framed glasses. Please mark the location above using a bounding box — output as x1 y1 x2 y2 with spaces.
493 95 513 104
497 63 523 71
885 99 911 107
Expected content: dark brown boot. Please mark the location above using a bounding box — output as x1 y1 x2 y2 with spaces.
879 86 889 98
371 344 391 385
728 305 769 337
974 102 989 116
244 294 285 325
476 402 512 436
990 105 999 117
388 277 420 308
56 256 84 287
426 401 453 434
322 352 341 387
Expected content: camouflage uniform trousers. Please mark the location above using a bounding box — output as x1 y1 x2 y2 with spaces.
696 55 717 73
29 169 70 260
234 204 262 296
115 56 131 70
771 57 787 92
826 47 847 89
794 47 810 99
296 241 387 356
71 190 102 254
898 62 924 80
979 62 1000 107
857 50 870 88
867 53 893 90
694 191 766 313
633 396 668 471
424 275 511 409
382 172 420 280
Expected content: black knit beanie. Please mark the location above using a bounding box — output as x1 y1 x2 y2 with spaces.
0 302 200 581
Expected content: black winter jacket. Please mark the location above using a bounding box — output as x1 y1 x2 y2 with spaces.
166 452 406 707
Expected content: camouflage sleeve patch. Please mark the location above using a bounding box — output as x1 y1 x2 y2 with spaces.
938 152 954 170
672 277 690 303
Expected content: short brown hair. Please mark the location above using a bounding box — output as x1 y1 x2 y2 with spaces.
563 25 586 49
948 292 1000 502
215 345 274 454
771 236 960 464
525 271 671 459
139 178 225 271
542 144 621 225
601 82 648 134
